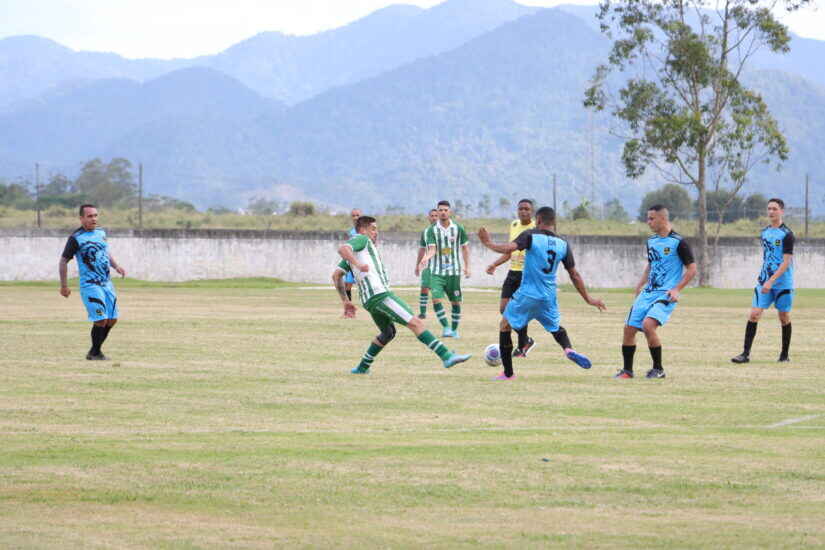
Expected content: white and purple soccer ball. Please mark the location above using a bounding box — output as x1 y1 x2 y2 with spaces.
484 344 502 367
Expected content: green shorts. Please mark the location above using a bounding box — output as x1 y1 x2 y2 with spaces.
420 267 432 289
430 274 462 302
366 292 415 331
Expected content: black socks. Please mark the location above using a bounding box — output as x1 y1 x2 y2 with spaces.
516 327 528 350
781 323 792 358
500 331 514 377
345 289 352 301
90 325 106 355
649 346 662 370
622 345 636 372
743 321 758 356
552 326 572 350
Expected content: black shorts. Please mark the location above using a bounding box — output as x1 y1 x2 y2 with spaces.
500 270 523 299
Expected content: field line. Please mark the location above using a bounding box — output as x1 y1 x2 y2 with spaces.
766 414 822 428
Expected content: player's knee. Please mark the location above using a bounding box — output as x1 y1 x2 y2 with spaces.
748 309 762 322
377 324 397 345
107 319 117 328
642 318 659 334
93 320 107 327
778 311 791 325
499 317 511 332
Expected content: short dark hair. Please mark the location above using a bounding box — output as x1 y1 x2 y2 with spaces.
437 200 450 208
768 197 785 209
648 204 667 212
79 204 97 216
517 198 534 208
429 208 438 214
535 206 555 225
355 215 376 231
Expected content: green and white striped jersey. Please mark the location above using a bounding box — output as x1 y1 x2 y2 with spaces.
337 234 391 308
424 220 469 276
419 225 432 249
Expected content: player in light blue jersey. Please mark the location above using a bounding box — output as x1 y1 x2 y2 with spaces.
478 206 606 380
732 198 795 363
59 204 127 360
615 205 697 379
343 208 362 308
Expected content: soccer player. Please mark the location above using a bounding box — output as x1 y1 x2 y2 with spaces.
343 208 362 303
418 201 470 338
478 206 606 380
58 204 127 360
615 205 697 379
731 198 795 363
414 208 439 319
486 199 537 357
333 215 471 374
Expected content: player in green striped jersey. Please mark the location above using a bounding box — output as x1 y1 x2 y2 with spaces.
414 208 439 319
333 215 471 374
418 201 470 338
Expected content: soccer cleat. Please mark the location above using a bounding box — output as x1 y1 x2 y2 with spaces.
777 354 790 363
86 352 108 361
443 353 471 368
731 354 750 364
441 327 455 338
613 369 634 379
350 365 371 374
494 372 516 380
418 314 427 319
564 348 592 369
645 368 666 379
451 331 460 339
513 337 537 358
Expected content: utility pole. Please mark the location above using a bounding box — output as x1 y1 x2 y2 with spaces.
35 162 41 229
553 173 558 232
138 162 143 231
805 173 809 239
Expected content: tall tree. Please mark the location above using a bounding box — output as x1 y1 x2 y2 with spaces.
584 0 808 285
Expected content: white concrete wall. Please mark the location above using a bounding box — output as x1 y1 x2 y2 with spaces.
2 229 823 288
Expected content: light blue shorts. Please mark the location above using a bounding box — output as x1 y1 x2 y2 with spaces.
626 291 675 329
504 292 560 333
752 286 793 312
344 271 355 284
80 283 118 322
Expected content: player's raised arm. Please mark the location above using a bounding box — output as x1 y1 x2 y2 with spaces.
477 228 518 255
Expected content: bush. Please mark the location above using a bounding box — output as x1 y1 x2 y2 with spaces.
570 201 592 220
288 201 316 216
638 184 692 221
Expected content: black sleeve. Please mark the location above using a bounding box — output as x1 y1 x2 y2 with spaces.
562 242 575 270
514 230 533 251
61 236 78 261
677 239 695 266
782 231 795 255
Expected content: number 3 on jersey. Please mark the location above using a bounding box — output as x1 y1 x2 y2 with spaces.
542 248 557 274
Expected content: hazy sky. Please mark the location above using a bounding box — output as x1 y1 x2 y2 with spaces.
0 0 822 59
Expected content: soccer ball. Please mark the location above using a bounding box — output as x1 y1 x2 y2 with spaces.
484 344 502 367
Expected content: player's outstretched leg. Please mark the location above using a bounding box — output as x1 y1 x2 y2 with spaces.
450 302 461 338
432 300 452 337
513 327 536 358
495 329 515 380
732 320 758 364
352 341 383 374
615 324 637 379
551 326 591 369
405 317 468 368
87 319 115 360
418 288 429 319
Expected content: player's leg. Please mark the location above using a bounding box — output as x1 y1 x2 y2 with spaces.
503 272 534 358
81 285 111 360
616 293 649 378
418 268 431 319
497 316 516 379
352 311 393 374
641 317 666 378
376 293 470 368
535 296 590 369
447 276 463 337
429 275 452 336
344 270 355 302
776 289 793 362
733 287 768 363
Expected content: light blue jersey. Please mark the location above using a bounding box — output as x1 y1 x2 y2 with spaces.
515 229 573 299
62 228 112 289
645 231 694 292
759 224 794 290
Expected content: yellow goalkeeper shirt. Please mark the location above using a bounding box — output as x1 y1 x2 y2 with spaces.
508 219 535 272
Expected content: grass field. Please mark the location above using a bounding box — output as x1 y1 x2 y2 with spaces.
1 282 823 548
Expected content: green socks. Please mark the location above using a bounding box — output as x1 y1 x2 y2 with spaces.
417 330 451 360
451 304 461 331
418 292 429 317
433 302 449 328
357 342 383 370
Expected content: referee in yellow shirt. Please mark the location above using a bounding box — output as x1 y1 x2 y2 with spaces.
486 199 536 357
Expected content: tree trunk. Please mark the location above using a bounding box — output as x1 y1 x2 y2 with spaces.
695 157 710 286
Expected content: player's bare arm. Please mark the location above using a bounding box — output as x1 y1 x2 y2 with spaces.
418 244 436 272
634 265 650 296
461 243 471 278
567 267 606 311
109 254 127 278
338 244 369 272
666 262 697 302
332 268 356 318
415 246 426 276
486 252 512 275
58 256 71 298
477 228 518 255
761 253 792 293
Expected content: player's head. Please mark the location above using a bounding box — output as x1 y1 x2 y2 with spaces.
646 204 670 231
535 206 555 228
517 199 534 223
428 208 438 223
355 215 378 242
350 208 362 225
78 204 98 230
437 200 451 221
767 198 784 221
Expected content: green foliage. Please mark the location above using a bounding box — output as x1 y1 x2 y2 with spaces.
570 201 592 220
638 184 692 221
603 198 630 222
288 201 316 216
0 179 35 209
247 197 283 216
75 158 138 207
703 191 770 223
